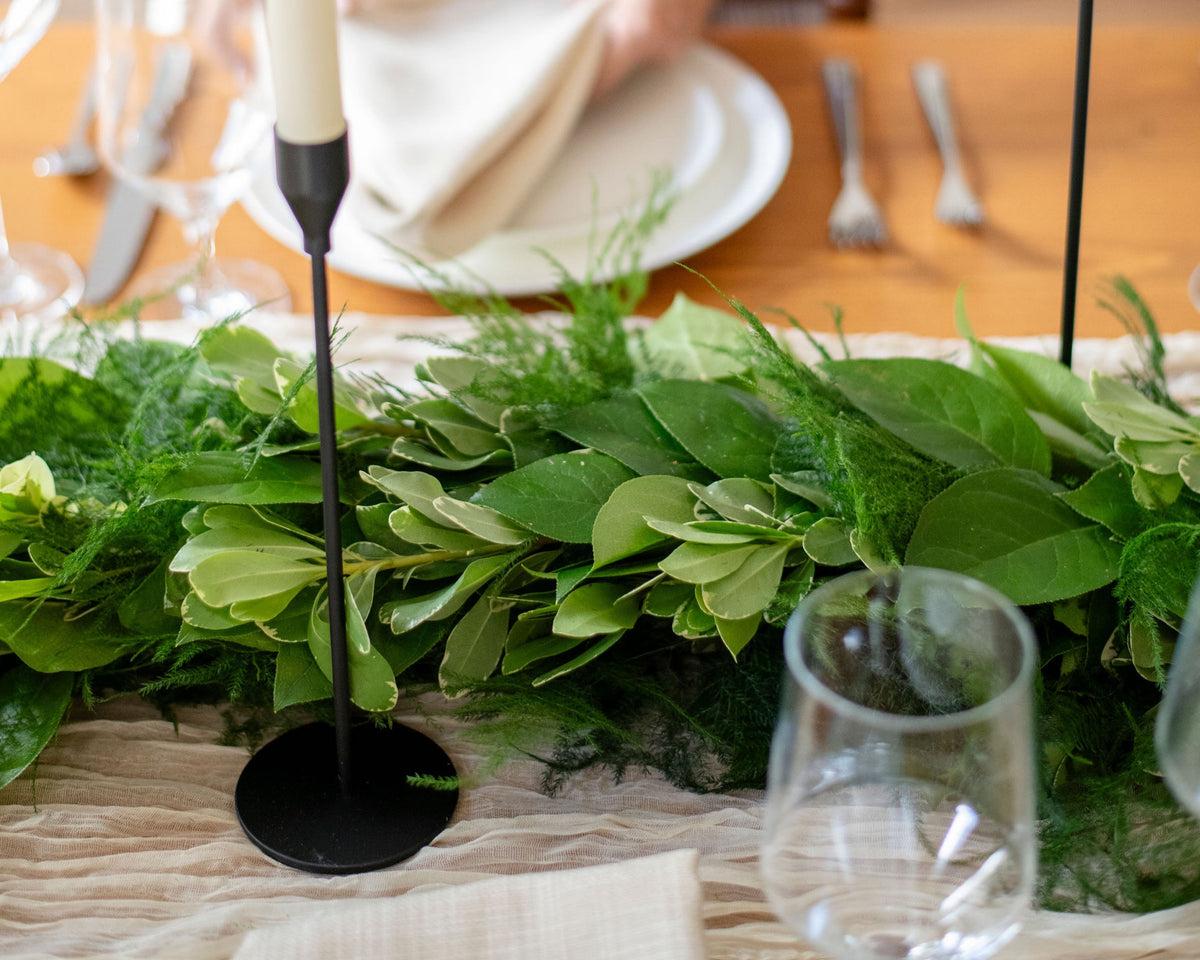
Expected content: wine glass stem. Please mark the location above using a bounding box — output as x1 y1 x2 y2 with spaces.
0 196 29 307
182 211 228 305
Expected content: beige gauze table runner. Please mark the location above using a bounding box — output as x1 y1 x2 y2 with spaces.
4 314 1200 959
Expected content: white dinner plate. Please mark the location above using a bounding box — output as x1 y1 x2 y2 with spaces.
241 44 792 297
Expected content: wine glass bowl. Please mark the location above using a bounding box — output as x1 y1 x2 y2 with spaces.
761 566 1038 960
0 0 85 321
93 0 288 320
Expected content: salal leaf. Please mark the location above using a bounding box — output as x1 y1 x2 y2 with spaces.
637 292 750 380
473 451 635 544
0 603 127 671
822 358 1052 475
716 612 761 659
979 342 1094 435
0 663 73 789
432 497 531 545
803 516 858 566
149 451 324 505
1058 463 1146 539
1085 373 1200 442
637 379 780 481
1026 410 1111 470
200 324 283 391
273 641 333 710
591 475 697 569
906 467 1120 604
307 588 397 712
550 393 709 480
188 550 324 608
659 542 764 585
274 357 372 434
380 553 510 632
438 588 510 693
690 478 776 524
553 583 641 638
700 542 790 621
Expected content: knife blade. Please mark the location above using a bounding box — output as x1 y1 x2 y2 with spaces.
81 42 193 306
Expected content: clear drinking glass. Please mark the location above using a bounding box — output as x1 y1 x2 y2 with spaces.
93 0 289 320
1155 577 1200 820
0 0 85 320
761 566 1038 960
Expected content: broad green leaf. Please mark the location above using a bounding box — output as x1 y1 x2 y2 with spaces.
822 358 1052 475
980 342 1094 435
356 502 417 554
690 478 776 524
591 475 697 569
380 553 511 632
433 497 531 545
389 505 490 551
554 563 591 603
439 589 510 692
175 621 279 652
149 451 325 505
552 583 641 638
550 393 709 480
307 588 397 712
169 524 325 573
906 468 1120 604
200 324 283 390
533 630 625 686
700 542 790 621
473 451 635 544
770 472 835 510
1058 463 1147 539
400 398 505 457
646 519 761 545
0 577 54 602
273 641 333 710
1085 374 1200 442
803 517 858 566
1026 410 1111 470
637 292 750 380
716 612 761 659
182 590 245 629
659 542 764 585
372 619 449 676
361 468 448 521
499 406 567 468
638 379 780 480
118 562 179 635
0 603 127 671
644 580 693 618
503 630 585 675
188 551 325 608
274 357 371 434
1130 619 1173 684
419 355 506 426
0 663 73 789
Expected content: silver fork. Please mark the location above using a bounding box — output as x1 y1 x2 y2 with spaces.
822 57 886 248
912 60 984 227
32 63 100 178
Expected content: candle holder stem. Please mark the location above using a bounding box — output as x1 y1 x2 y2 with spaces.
1059 0 1094 368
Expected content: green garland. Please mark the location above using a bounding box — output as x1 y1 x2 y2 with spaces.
2 270 1200 914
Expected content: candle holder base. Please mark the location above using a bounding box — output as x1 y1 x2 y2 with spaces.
235 721 458 874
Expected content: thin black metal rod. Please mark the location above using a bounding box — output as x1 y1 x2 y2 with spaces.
1059 0 1094 368
311 249 352 797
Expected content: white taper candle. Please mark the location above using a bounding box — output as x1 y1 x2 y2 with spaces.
263 0 347 145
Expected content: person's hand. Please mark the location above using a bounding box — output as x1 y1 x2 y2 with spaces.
591 0 716 98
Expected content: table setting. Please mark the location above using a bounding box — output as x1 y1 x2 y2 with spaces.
5 1 1200 959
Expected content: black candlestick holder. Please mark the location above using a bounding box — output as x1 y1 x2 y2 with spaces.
234 131 458 875
1059 0 1094 368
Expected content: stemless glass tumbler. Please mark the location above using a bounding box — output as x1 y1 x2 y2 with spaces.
761 566 1038 960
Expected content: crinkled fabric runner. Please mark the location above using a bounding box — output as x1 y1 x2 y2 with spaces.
4 315 1200 959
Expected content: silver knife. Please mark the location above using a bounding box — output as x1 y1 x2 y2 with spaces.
81 42 193 306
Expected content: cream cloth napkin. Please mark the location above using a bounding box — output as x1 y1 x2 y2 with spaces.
337 0 609 260
230 848 708 960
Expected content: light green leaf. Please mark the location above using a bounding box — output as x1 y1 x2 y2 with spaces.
690 478 776 524
438 589 510 692
307 588 397 712
473 451 635 544
273 641 333 710
0 603 127 671
1180 453 1200 493
533 630 625 686
169 524 324 573
637 292 750 380
906 468 1120 604
149 451 325 505
1026 410 1111 470
803 517 858 566
361 468 448 522
1057 463 1146 539
1085 374 1200 441
1132 467 1184 509
389 505 489 551
822 358 1052 475
380 553 511 632
0 663 73 789
644 580 693 618
0 577 54 602
645 519 761 545
188 551 324 608
638 379 781 480
181 590 245 629
200 324 284 390
552 583 641 638
979 341 1094 435
700 542 790 621
1114 437 1192 474
503 629 585 675
419 355 506 427
274 357 371 434
715 612 761 659
591 475 697 569
400 398 505 457
389 438 511 472
432 497 531 545
659 542 763 585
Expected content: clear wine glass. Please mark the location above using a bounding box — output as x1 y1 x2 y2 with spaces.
1155 577 1200 819
761 566 1038 960
0 0 85 320
93 0 289 321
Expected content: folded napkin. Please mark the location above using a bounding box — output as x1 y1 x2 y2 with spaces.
337 0 609 260
231 848 708 960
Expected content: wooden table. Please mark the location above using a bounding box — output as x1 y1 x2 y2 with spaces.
4 20 1200 340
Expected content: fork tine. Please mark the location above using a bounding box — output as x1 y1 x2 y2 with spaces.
823 58 886 248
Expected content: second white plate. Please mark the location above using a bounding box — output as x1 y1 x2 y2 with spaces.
241 44 792 297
